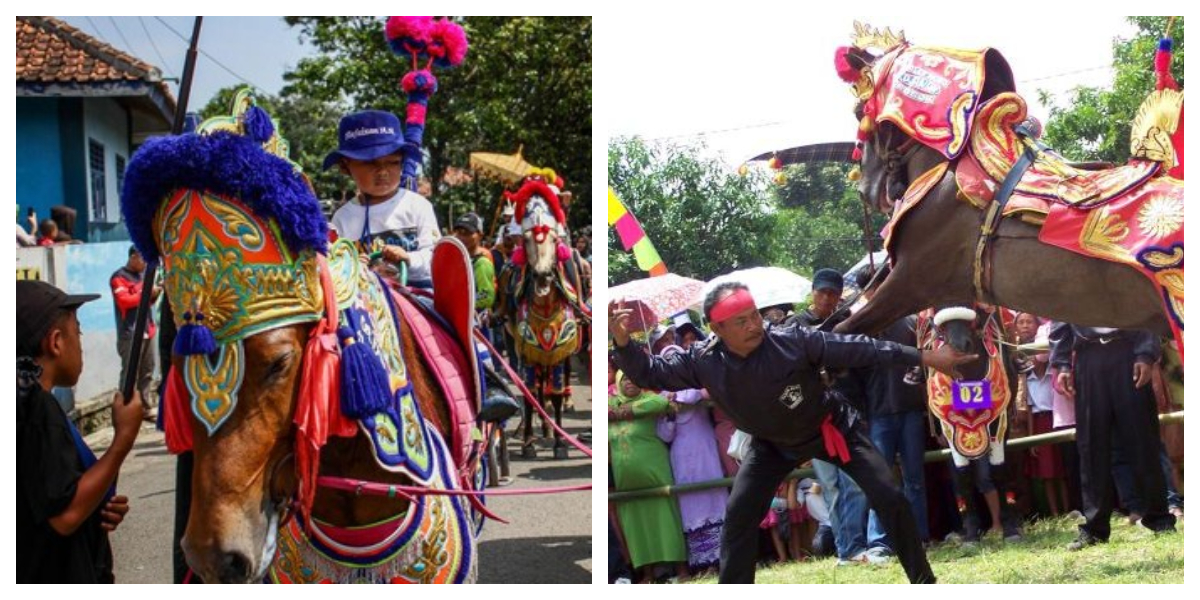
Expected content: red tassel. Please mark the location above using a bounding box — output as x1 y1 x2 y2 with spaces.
163 366 193 454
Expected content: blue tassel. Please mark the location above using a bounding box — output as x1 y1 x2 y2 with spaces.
1159 38 1173 52
174 312 217 356
338 326 393 419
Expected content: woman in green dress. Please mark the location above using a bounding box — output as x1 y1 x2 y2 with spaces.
610 372 688 581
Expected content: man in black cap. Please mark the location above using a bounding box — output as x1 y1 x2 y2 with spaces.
451 212 496 321
791 267 847 330
610 283 976 583
17 280 145 582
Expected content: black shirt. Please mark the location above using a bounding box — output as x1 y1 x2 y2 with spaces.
612 322 922 452
17 383 114 583
1049 324 1161 369
839 316 927 417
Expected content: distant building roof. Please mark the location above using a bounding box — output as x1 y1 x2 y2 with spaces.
17 16 176 139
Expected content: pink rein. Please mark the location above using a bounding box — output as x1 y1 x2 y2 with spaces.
314 301 592 505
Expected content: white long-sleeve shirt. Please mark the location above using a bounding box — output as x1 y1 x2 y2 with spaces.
330 188 440 285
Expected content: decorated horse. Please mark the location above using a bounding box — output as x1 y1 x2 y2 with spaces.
830 23 1184 359
119 19 493 583
497 171 589 459
917 304 1021 540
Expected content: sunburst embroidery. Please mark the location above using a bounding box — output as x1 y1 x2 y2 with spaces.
1137 196 1183 239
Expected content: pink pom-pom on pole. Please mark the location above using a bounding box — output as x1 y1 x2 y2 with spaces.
430 19 469 67
386 16 433 43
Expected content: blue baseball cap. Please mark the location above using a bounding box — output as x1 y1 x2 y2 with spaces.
322 110 408 170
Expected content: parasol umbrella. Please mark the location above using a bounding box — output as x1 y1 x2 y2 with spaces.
700 266 812 311
469 145 533 185
609 273 705 332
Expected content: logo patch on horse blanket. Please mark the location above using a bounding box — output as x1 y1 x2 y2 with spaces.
871 46 1001 159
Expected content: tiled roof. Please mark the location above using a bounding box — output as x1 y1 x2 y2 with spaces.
17 16 163 84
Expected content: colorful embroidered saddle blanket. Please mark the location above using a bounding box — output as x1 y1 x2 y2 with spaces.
268 418 478 583
326 240 481 479
882 91 1184 352
918 308 1011 460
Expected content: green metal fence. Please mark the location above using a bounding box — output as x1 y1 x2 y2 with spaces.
608 410 1184 502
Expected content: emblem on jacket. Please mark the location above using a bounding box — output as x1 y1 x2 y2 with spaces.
778 384 806 409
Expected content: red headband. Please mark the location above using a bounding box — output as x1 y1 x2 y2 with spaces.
709 289 757 324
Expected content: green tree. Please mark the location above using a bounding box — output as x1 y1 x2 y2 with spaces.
280 17 592 232
768 162 885 275
198 85 347 202
1040 17 1183 163
608 137 775 286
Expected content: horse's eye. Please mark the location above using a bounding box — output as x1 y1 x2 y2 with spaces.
263 351 293 384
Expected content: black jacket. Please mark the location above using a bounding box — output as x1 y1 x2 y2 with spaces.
840 316 927 417
612 322 922 452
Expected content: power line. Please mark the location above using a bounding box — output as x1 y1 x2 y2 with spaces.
643 120 787 142
138 16 174 78
154 16 262 91
1019 64 1113 85
107 16 136 57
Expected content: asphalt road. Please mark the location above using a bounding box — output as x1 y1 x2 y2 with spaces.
92 361 593 584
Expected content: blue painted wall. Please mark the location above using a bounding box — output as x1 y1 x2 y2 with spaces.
16 97 67 224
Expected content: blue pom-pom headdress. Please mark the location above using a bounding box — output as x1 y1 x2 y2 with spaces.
120 89 330 355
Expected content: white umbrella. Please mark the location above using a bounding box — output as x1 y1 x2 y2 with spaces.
699 266 812 310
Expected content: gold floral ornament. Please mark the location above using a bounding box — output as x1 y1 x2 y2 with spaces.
1137 195 1184 240
197 87 299 170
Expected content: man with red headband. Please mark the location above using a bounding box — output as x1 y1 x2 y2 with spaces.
609 282 976 584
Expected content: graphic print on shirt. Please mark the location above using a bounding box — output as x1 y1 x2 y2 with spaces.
363 227 421 254
778 383 806 410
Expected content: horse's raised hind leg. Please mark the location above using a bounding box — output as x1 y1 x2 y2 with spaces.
552 393 568 459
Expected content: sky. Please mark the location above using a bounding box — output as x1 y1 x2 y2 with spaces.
601 13 1142 169
57 16 318 111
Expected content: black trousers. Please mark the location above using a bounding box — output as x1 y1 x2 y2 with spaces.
719 425 934 583
1074 338 1175 539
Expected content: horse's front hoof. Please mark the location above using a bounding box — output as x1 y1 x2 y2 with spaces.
553 446 569 459
521 445 539 459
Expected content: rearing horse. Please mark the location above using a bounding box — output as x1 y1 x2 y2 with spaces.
121 93 484 583
831 24 1182 353
498 173 586 459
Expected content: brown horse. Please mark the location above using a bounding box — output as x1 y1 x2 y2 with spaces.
832 41 1175 339
122 94 481 583
498 183 584 459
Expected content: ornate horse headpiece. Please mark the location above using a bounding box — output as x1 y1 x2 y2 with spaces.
121 89 329 434
834 22 1010 161
384 17 469 191
505 168 571 266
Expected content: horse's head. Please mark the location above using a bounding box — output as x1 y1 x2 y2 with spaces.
835 26 1015 214
508 173 568 294
933 305 988 380
122 90 330 582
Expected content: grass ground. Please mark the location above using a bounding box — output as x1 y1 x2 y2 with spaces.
690 514 1184 584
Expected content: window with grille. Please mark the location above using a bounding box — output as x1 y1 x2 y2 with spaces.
116 154 127 197
89 139 106 222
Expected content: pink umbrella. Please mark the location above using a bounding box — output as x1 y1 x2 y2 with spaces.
609 273 705 332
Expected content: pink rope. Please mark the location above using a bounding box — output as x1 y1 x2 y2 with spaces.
317 476 591 498
474 331 593 458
